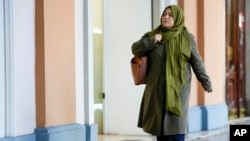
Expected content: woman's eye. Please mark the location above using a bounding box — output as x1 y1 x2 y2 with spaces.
162 13 173 17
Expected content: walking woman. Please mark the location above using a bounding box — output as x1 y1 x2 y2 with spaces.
131 5 213 141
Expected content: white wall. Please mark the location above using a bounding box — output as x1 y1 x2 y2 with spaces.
11 0 36 136
75 0 85 125
0 0 5 138
0 0 36 137
82 0 95 125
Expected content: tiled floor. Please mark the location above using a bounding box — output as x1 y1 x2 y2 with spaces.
97 128 228 141
98 117 250 141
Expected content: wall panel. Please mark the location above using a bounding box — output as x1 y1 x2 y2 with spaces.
12 0 36 136
0 0 5 137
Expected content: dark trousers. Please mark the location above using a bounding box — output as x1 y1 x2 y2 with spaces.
156 134 185 141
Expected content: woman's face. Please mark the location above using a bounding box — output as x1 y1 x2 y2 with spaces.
161 8 174 29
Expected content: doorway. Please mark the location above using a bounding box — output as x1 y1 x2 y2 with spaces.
92 0 177 135
93 0 104 134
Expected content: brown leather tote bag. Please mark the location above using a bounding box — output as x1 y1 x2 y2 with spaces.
130 56 147 85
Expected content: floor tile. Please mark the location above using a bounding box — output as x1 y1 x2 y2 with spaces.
97 117 250 141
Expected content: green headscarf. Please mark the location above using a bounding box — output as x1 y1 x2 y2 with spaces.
148 5 191 116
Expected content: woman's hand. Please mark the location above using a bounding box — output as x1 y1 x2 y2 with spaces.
205 89 213 93
154 34 162 43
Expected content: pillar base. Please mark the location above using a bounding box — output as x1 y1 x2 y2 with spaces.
188 103 228 132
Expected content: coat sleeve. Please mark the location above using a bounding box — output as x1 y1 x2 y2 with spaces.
131 33 157 57
188 34 213 92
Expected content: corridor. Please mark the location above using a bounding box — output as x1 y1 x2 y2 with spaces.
98 117 250 141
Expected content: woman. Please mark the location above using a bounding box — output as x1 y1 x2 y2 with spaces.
131 5 213 141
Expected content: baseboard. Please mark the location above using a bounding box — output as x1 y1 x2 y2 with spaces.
35 123 86 141
188 102 229 133
201 102 229 130
187 106 203 132
0 123 98 141
85 124 98 141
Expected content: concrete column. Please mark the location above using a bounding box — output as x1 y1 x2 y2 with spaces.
35 1 97 140
179 0 201 106
203 0 226 105
179 0 228 132
180 0 226 106
35 0 76 127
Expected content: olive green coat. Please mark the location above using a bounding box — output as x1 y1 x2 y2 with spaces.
131 33 212 136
